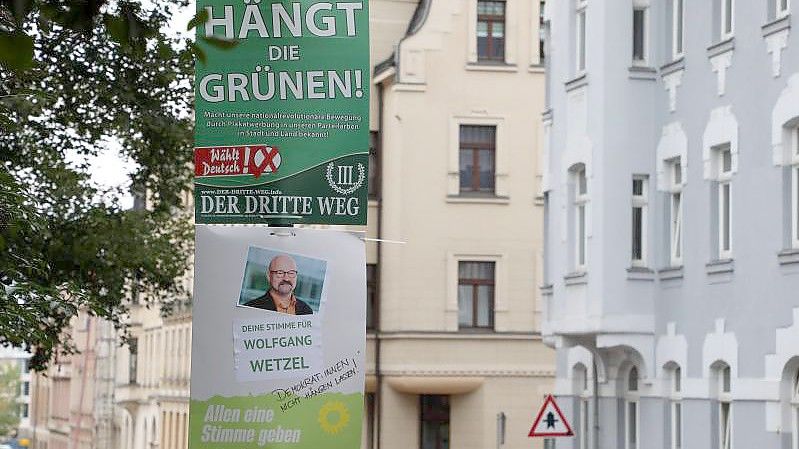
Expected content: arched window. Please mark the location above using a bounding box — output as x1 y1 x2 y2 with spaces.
668 365 682 449
712 362 732 449
573 364 591 449
625 366 640 449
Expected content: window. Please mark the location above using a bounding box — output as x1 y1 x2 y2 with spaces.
632 7 648 64
716 364 732 449
457 261 494 329
778 0 790 18
791 128 799 249
21 381 29 397
129 338 138 384
716 147 733 259
420 395 449 449
672 0 684 58
668 159 683 266
366 264 377 330
721 0 734 39
574 166 589 270
631 177 648 266
576 0 587 72
21 403 28 419
575 365 591 449
539 0 546 63
477 0 505 61
459 125 496 195
625 367 640 449
368 131 379 199
670 367 683 449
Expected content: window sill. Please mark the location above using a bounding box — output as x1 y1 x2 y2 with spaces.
657 266 684 281
564 271 588 286
565 73 588 92
627 266 655 281
528 64 546 74
660 57 686 76
456 327 496 334
446 195 509 205
542 108 553 122
628 65 657 80
778 248 799 265
706 258 735 274
707 37 735 58
540 284 554 296
762 15 791 37
466 62 518 72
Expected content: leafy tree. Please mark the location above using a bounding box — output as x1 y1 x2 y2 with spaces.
0 0 195 370
0 363 20 436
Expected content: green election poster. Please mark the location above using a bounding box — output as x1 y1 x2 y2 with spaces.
190 226 366 449
194 0 369 225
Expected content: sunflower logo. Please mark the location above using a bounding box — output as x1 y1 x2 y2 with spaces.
318 401 350 435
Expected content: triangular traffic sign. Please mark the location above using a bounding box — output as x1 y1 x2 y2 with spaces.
528 395 574 437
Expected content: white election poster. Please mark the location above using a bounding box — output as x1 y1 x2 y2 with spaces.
190 226 365 449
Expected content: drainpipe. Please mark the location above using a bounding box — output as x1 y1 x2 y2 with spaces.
373 80 384 449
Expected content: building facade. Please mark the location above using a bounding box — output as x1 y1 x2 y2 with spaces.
369 1 553 449
27 314 116 449
541 0 799 448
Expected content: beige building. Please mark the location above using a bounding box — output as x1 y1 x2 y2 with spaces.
27 1 554 448
365 0 553 448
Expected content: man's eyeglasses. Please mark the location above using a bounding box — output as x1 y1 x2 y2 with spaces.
270 270 298 278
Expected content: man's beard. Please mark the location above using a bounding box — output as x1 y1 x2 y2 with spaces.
276 282 294 295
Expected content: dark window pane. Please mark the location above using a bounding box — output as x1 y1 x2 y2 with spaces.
632 207 643 260
458 262 495 329
421 396 450 449
632 179 643 196
633 9 645 61
459 125 496 194
459 149 474 190
368 131 379 198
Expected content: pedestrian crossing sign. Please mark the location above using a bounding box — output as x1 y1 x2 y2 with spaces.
528 395 574 437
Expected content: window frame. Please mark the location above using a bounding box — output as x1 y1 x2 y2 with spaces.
458 124 497 196
631 176 649 267
670 367 683 449
668 159 684 267
720 0 734 40
717 147 733 259
457 261 495 330
625 367 640 449
672 0 685 58
575 0 587 74
476 0 506 62
575 166 589 271
778 0 791 18
420 395 450 449
717 365 733 449
632 6 649 65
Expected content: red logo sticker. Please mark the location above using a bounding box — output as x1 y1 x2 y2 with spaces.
195 145 281 179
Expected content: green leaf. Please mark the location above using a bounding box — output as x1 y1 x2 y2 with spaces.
200 35 239 50
193 43 207 64
187 9 209 31
104 14 129 45
0 31 34 71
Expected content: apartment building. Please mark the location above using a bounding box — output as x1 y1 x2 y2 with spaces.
27 314 115 449
541 0 799 448
368 1 553 448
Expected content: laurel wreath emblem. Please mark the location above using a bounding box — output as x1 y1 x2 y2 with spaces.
326 162 365 195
